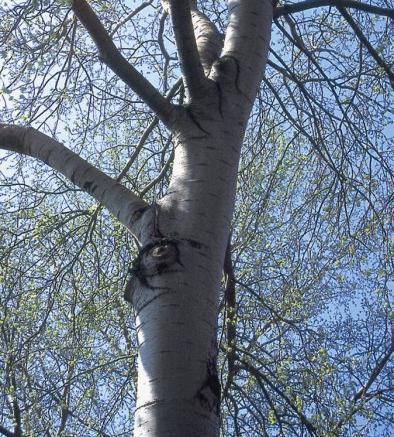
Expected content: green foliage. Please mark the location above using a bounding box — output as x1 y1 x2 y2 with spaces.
0 0 393 435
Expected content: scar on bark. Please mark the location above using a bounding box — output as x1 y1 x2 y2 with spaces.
214 55 241 90
124 204 206 302
124 238 182 301
212 55 244 117
195 345 221 415
131 206 149 224
186 106 210 135
83 180 98 193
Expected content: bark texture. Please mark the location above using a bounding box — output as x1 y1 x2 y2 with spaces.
127 2 273 435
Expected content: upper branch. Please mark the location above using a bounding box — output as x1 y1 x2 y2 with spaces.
110 1 153 37
221 0 273 102
164 0 207 100
275 0 394 19
0 124 148 234
71 0 175 126
338 6 394 87
189 2 223 74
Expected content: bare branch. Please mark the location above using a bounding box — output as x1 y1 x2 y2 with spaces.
332 330 394 432
353 330 394 401
10 375 22 437
223 235 237 396
222 0 273 102
275 0 394 19
71 0 176 126
116 78 183 184
240 360 318 435
110 1 153 37
0 124 148 233
0 425 15 437
189 2 223 74
164 0 207 100
338 6 394 87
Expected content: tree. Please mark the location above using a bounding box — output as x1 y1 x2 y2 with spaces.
0 0 393 435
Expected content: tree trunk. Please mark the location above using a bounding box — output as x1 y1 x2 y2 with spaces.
116 0 273 433
126 101 246 434
126 58 272 433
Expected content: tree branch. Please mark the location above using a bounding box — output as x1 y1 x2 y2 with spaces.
338 6 394 87
10 375 22 437
353 331 394 402
164 0 207 100
189 2 223 74
0 425 15 437
221 0 273 102
332 331 394 432
240 360 318 435
116 78 183 184
223 236 237 396
110 1 153 37
275 0 394 19
71 0 176 126
0 124 148 234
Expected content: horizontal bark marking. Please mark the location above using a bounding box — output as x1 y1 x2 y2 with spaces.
135 399 162 411
134 290 177 317
218 158 234 167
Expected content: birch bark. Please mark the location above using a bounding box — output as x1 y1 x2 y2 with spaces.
128 2 273 434
0 1 273 435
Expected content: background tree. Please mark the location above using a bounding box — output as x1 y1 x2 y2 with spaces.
0 0 393 436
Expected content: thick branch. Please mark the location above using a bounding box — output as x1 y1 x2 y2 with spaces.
71 0 175 126
338 7 394 87
164 0 207 100
0 124 148 233
275 0 394 19
222 0 273 102
189 2 223 74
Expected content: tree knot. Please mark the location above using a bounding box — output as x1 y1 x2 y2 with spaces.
124 238 183 302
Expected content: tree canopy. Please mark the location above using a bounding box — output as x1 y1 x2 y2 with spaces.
0 0 393 435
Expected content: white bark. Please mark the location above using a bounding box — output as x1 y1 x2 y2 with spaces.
221 0 273 104
0 124 148 233
129 118 244 435
130 4 273 433
163 0 224 75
